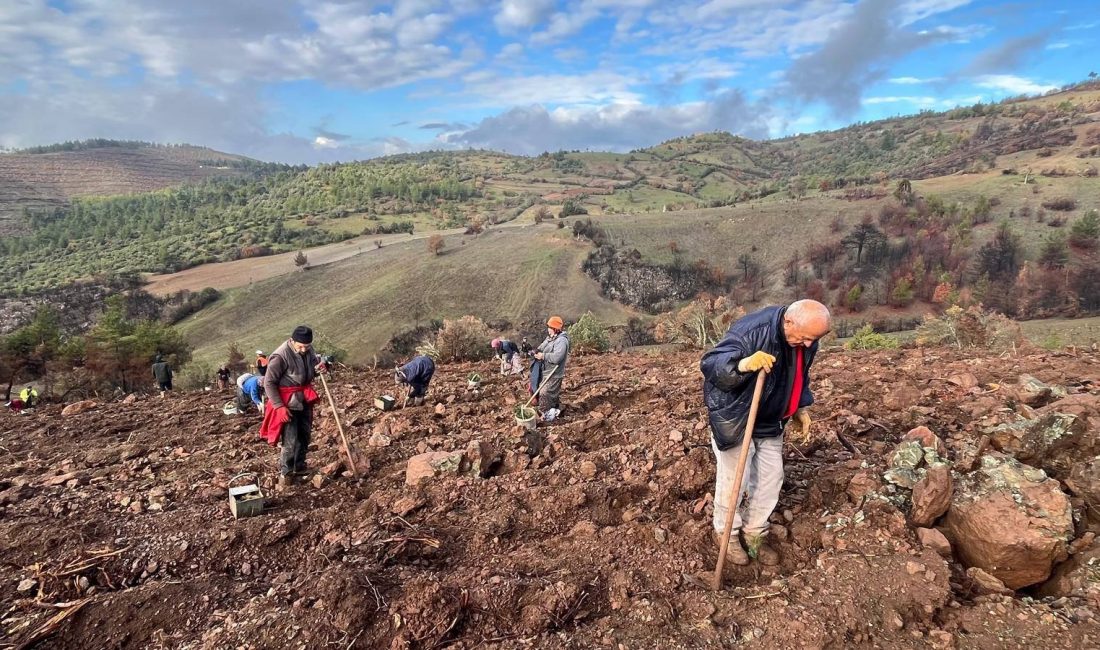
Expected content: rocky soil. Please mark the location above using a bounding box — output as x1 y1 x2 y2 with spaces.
2 346 1100 648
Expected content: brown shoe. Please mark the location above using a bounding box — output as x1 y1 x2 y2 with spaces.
745 534 780 566
713 531 750 566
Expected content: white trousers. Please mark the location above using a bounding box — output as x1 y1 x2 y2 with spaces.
711 435 784 536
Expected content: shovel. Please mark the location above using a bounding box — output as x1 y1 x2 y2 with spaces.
318 372 358 477
711 370 768 591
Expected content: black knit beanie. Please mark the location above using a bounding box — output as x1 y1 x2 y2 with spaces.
291 325 313 344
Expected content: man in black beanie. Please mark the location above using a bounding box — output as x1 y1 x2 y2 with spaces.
260 325 328 486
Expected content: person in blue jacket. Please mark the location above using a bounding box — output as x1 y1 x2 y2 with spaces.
700 299 830 567
235 372 265 414
491 338 523 375
395 354 436 406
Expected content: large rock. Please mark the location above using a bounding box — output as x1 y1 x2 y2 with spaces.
943 453 1073 589
1006 374 1066 407
910 465 953 527
986 412 1094 478
61 400 98 416
405 451 464 485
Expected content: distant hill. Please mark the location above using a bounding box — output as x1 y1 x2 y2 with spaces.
0 141 265 233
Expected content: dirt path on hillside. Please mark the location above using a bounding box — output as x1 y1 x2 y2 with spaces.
3 347 1100 648
144 221 534 296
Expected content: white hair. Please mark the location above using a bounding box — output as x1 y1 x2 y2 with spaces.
787 299 832 328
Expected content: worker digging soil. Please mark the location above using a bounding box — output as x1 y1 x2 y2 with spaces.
701 299 830 566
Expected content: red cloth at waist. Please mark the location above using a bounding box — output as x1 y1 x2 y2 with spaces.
259 385 319 445
784 346 804 419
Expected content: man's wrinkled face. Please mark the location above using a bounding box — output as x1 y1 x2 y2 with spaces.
291 341 311 354
783 317 830 348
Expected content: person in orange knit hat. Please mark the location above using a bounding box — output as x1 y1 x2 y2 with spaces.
533 315 571 422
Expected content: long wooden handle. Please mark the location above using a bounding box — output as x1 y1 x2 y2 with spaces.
712 371 767 590
319 373 357 476
523 364 557 409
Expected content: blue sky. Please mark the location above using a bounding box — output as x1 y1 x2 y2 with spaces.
0 0 1096 162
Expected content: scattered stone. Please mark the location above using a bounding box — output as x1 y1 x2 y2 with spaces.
916 527 952 558
311 474 325 489
406 451 465 485
17 578 36 593
966 567 1012 595
668 429 683 443
946 372 978 391
122 393 137 404
1036 546 1100 598
1068 532 1096 555
434 403 446 416
906 560 925 575
320 460 344 478
368 432 392 447
943 453 1073 589
1007 374 1066 408
579 460 598 479
847 470 881 503
654 527 667 543
883 385 921 411
902 426 947 455
242 562 252 576
392 496 423 516
910 465 953 527
61 400 98 416
986 413 1090 478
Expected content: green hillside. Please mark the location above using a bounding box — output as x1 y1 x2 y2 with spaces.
177 225 635 367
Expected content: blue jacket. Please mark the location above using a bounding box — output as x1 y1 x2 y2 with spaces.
398 355 436 394
240 374 264 407
700 306 817 450
497 339 519 360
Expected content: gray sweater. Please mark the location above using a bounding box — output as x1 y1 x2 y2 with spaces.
537 332 571 379
263 339 320 409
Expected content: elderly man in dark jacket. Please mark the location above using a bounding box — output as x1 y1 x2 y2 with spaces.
700 299 831 566
261 326 327 485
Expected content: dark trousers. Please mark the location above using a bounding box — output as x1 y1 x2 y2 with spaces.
279 407 313 475
538 373 563 411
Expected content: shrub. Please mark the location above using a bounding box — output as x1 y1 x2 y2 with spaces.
566 312 610 354
654 296 744 348
560 199 588 217
915 305 1022 350
1041 198 1078 211
1069 209 1100 249
432 316 491 362
844 324 899 350
226 343 247 374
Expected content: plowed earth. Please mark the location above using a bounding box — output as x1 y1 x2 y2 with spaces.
2 347 1099 649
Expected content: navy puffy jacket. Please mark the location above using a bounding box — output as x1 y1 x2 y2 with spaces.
700 305 817 450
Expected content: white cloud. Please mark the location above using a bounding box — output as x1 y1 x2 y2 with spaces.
975 74 1057 95
444 90 770 155
494 0 556 31
464 70 646 107
864 95 937 105
888 76 943 84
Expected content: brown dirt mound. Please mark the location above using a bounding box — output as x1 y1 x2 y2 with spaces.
2 347 1100 648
